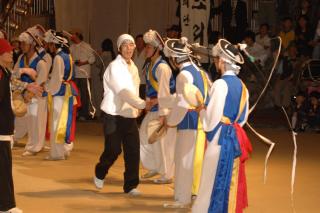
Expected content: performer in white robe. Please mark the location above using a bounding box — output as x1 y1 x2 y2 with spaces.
192 39 251 213
13 25 52 145
44 30 79 160
139 30 177 184
163 37 210 208
13 30 49 156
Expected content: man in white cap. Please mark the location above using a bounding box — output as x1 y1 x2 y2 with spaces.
192 39 251 213
43 30 80 160
94 34 146 196
139 30 176 184
163 37 210 208
13 30 49 157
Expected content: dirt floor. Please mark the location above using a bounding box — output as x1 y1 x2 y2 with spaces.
11 121 320 213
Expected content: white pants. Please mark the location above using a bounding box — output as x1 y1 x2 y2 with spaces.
174 130 197 205
24 97 47 153
140 112 176 179
192 128 222 213
14 115 28 140
49 96 67 159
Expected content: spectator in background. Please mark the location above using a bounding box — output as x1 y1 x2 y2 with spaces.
256 23 271 54
166 25 181 39
290 91 307 132
92 38 115 119
207 31 222 81
213 0 248 43
279 17 295 50
294 0 314 25
243 30 268 67
273 44 299 108
70 30 96 121
295 15 314 58
306 91 320 131
312 20 320 59
133 34 146 99
258 0 278 30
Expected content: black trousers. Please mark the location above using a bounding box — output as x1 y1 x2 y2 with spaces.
95 113 140 193
75 78 90 119
0 141 16 211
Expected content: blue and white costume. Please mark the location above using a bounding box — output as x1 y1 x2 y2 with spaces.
13 32 49 155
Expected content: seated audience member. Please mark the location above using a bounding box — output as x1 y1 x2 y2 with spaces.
306 92 320 131
243 30 269 67
290 91 307 132
256 23 271 53
295 15 314 58
279 17 295 51
273 44 299 108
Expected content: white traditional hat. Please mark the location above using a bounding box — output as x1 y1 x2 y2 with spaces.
44 29 69 47
25 26 44 47
163 37 192 58
116 34 135 50
27 25 46 46
143 29 165 50
18 32 34 44
212 39 244 65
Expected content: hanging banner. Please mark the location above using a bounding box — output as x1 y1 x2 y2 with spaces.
180 0 210 46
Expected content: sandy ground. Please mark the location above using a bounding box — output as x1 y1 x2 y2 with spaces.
11 122 320 213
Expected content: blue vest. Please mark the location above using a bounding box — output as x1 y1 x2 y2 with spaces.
206 75 247 141
145 58 175 112
19 51 46 83
53 51 77 96
177 64 209 130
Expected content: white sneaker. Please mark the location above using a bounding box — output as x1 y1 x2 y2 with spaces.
43 145 51 151
127 188 141 196
163 201 189 208
22 151 36 157
153 177 172 184
0 207 23 213
93 176 104 189
44 155 65 161
141 170 158 179
64 142 74 152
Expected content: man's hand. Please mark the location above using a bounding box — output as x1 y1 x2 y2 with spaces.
21 68 37 80
26 82 43 97
145 99 158 111
195 104 206 113
75 60 89 66
159 116 166 126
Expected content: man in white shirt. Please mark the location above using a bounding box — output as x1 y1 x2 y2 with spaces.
94 34 146 196
255 23 271 54
70 31 95 120
243 31 268 67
